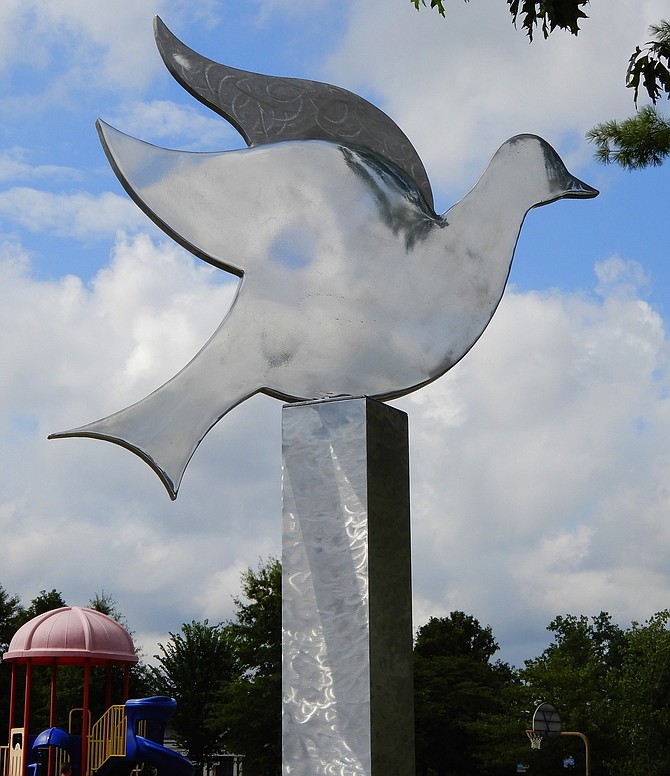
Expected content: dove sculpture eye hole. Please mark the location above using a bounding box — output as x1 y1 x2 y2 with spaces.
49 19 598 500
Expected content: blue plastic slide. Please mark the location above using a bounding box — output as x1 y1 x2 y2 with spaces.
125 697 193 776
28 727 81 776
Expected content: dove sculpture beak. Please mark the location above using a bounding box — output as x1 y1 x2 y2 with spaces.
564 176 599 199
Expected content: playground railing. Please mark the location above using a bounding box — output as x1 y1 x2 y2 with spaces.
88 705 127 775
87 706 146 776
52 747 69 776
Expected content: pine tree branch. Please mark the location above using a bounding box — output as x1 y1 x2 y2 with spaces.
587 106 670 169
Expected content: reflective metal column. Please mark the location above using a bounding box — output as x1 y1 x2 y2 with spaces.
282 397 414 776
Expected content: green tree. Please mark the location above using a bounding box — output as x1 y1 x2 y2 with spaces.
149 620 235 763
521 612 626 775
519 610 670 775
0 585 25 738
19 589 66 624
220 558 282 776
606 610 670 776
89 590 124 621
410 2 670 169
414 613 516 776
0 585 24 653
588 22 670 169
415 611 499 663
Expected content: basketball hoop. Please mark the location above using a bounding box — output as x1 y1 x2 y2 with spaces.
526 729 544 750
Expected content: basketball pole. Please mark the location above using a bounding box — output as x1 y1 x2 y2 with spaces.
560 732 590 776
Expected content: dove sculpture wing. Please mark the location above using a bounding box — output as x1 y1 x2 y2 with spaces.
153 16 434 209
49 20 598 500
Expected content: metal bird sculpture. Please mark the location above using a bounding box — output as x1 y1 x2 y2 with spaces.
50 18 598 499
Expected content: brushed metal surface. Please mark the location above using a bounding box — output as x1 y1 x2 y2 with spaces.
282 398 413 776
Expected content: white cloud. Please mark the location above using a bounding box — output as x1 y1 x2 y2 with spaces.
0 188 147 239
595 255 651 298
107 100 242 151
0 0 222 115
0 1 165 90
0 149 83 184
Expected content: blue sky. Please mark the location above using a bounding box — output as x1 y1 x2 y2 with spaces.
2 0 670 673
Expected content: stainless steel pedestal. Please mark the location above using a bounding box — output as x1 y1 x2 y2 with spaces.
282 397 414 776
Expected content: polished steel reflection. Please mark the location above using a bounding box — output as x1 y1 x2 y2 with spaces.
282 398 414 776
49 19 598 498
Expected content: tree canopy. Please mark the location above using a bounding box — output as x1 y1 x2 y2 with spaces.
147 559 282 774
519 610 670 776
0 585 25 736
414 613 516 776
588 21 670 169
149 620 235 763
0 585 23 653
415 611 499 662
19 589 66 623
218 558 282 776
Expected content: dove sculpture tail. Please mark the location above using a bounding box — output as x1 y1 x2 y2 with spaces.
49 19 598 499
49 323 259 500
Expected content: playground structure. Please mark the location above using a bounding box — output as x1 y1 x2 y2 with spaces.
0 607 192 776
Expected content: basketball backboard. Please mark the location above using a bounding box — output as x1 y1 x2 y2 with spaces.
531 702 562 736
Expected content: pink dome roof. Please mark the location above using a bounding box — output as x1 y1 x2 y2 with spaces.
3 606 138 666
